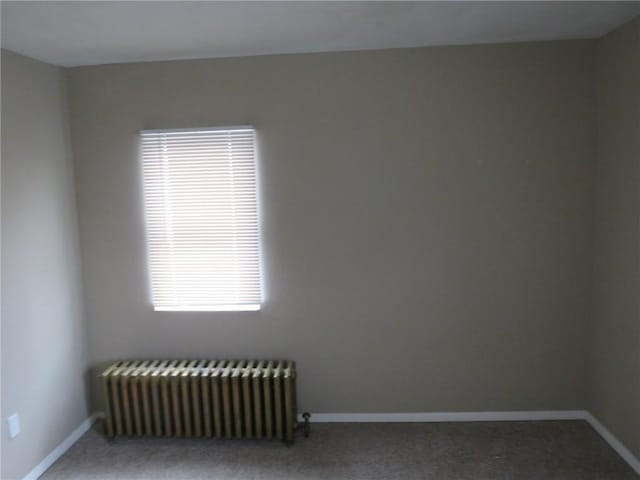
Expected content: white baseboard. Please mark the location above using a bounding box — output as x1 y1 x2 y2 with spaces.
298 410 587 423
584 412 640 475
22 413 99 480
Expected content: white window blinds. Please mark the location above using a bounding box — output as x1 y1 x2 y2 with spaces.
141 127 261 311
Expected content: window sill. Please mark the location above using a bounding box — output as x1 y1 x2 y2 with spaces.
154 304 261 312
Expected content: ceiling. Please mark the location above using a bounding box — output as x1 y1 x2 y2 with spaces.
2 1 639 67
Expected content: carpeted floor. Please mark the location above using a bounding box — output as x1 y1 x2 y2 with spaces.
40 420 638 479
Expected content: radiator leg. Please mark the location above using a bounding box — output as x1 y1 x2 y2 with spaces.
102 420 116 442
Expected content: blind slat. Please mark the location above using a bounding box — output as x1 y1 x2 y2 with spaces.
141 127 261 310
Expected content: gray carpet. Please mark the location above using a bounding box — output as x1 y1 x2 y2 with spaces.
41 420 638 480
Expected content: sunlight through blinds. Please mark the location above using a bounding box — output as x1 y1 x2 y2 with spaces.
141 127 261 311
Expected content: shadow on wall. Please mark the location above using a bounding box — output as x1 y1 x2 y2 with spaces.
89 362 113 413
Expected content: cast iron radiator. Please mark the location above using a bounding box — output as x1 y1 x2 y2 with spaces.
101 360 306 444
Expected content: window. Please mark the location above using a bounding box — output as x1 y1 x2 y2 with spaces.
141 127 261 311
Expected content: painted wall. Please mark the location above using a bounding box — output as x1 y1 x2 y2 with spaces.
591 17 640 458
67 40 596 414
1 50 89 479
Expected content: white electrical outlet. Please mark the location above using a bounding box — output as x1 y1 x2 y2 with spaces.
7 413 20 439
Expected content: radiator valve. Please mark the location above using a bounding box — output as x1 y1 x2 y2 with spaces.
302 412 311 438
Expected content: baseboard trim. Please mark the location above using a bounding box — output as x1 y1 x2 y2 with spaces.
584 412 640 475
298 410 587 423
22 413 99 480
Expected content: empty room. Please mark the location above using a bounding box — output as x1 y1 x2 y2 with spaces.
1 1 639 479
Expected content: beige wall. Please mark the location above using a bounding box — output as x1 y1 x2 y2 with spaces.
1 50 89 479
67 40 596 414
591 17 640 458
